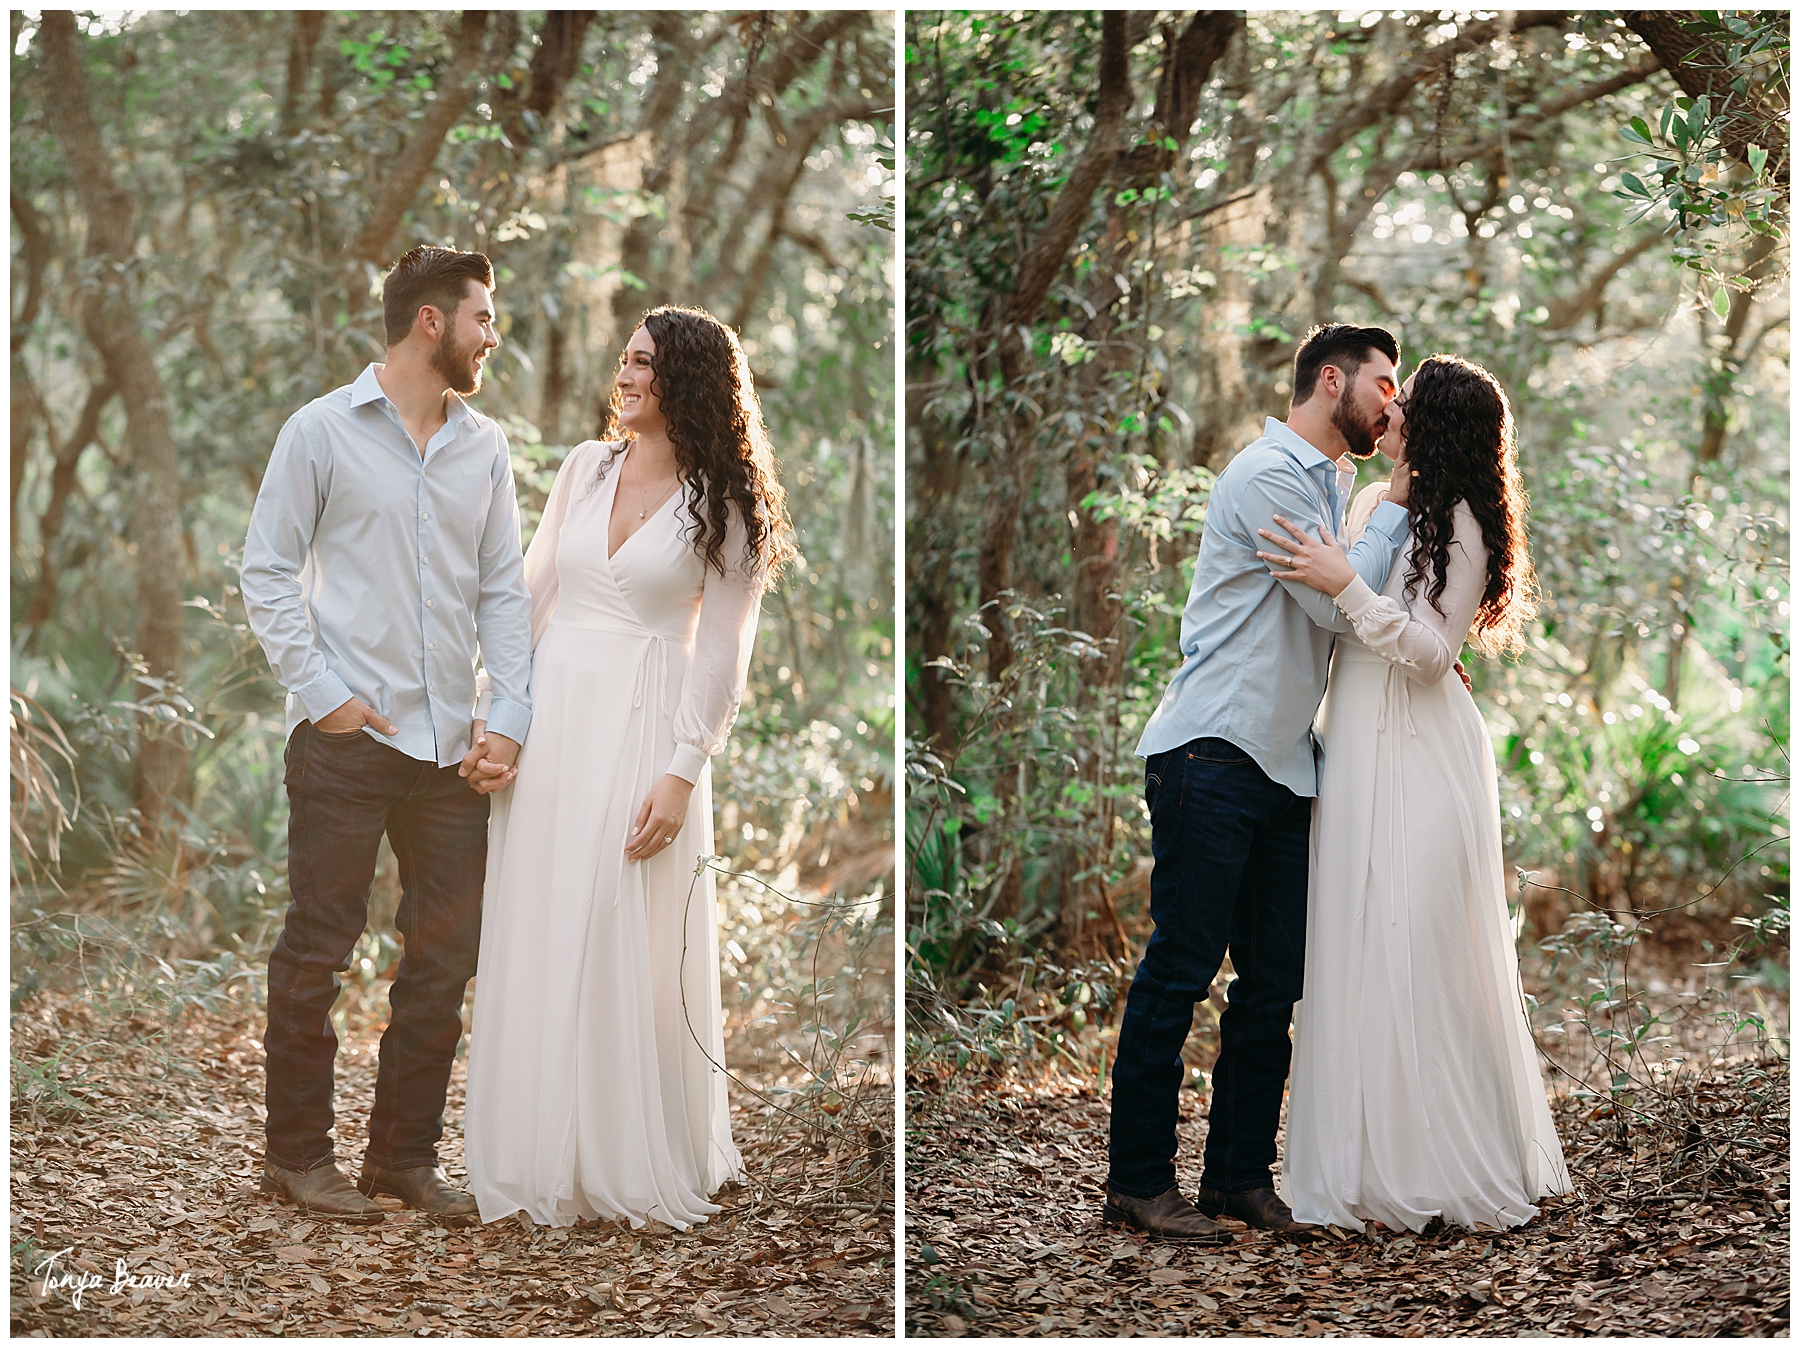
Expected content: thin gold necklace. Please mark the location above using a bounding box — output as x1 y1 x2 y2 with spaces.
629 450 677 520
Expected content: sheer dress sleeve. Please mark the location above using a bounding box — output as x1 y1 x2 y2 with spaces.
1332 498 1488 686
665 505 764 785
474 440 599 723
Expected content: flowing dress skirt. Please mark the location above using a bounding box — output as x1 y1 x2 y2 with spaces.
1281 641 1569 1232
463 613 742 1228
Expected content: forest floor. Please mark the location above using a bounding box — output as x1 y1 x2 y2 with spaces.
11 982 894 1338
906 970 1788 1339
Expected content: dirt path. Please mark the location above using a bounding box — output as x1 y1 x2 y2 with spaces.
12 990 893 1337
905 1071 1787 1338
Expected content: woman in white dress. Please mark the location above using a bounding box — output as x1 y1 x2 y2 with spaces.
462 305 791 1229
1255 353 1570 1233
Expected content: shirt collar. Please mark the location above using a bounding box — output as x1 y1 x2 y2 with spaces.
350 364 388 408
1264 416 1344 477
350 363 472 427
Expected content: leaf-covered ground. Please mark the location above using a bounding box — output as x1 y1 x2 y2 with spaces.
905 1065 1788 1338
11 989 893 1337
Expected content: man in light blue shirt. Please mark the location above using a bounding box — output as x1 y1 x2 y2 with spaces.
241 246 532 1224
1105 324 1413 1243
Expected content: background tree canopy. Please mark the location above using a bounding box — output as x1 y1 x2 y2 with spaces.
906 8 1785 1006
11 8 895 1087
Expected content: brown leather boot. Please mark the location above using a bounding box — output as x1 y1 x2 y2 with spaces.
1103 1186 1234 1244
357 1163 478 1218
260 1161 385 1223
1195 1185 1316 1235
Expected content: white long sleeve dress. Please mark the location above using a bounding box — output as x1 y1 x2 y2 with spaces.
464 439 757 1229
1281 483 1569 1233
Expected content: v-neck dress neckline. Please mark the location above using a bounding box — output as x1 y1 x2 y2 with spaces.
605 444 683 564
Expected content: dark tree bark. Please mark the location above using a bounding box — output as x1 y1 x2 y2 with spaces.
521 13 595 120
489 11 593 164
993 14 1131 385
278 12 327 135
973 12 1131 688
1621 10 1789 182
907 381 964 753
40 10 189 827
11 190 53 544
345 10 492 264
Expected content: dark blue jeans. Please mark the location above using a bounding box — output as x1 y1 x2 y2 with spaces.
263 721 489 1173
1107 737 1311 1198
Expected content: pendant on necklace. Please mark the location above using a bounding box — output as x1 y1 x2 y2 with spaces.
638 510 647 519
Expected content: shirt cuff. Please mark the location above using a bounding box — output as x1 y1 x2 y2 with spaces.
1366 499 1411 543
666 742 709 786
1334 574 1383 622
296 669 355 725
483 698 532 745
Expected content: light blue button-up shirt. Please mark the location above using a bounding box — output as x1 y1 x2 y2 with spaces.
1136 417 1411 796
241 364 533 768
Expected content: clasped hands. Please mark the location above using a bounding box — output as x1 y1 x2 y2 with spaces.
459 720 520 795
457 723 692 861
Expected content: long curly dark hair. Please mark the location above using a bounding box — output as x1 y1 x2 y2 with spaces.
592 305 794 582
1398 354 1537 657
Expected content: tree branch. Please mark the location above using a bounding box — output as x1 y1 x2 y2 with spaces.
1307 12 1570 175
726 95 886 329
995 12 1131 379
345 10 492 263
11 191 53 351
22 379 116 637
1541 232 1663 331
1411 64 1662 171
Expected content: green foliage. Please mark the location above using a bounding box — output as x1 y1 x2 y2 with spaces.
1614 12 1787 310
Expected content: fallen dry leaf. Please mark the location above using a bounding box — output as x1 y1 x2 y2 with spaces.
905 1059 1787 1337
12 989 894 1337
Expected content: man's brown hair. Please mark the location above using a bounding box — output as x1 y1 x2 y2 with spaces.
381 245 494 346
1289 322 1399 407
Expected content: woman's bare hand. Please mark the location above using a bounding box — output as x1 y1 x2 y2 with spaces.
625 774 696 861
1257 514 1357 597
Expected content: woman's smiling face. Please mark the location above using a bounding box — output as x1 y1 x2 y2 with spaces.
615 326 665 435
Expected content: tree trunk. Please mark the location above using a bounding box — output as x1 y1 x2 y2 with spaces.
1698 233 1779 463
972 11 1131 685
610 14 703 336
40 10 189 827
1068 11 1238 684
1621 10 1788 182
908 381 963 751
278 12 327 135
11 190 53 545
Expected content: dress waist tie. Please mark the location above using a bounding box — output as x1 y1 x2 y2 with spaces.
631 632 675 711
